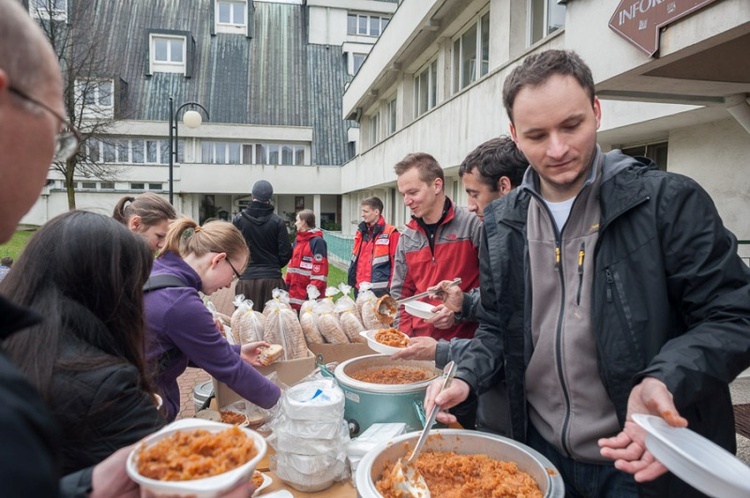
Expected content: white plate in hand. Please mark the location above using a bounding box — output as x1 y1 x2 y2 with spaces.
252 472 272 496
360 329 409 355
632 414 750 498
403 300 437 320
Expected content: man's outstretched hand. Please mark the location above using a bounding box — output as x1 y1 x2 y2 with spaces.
598 377 687 482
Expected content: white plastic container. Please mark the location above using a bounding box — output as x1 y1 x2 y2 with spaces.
126 418 267 498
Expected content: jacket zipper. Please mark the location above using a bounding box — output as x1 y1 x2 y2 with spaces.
553 235 573 457
576 242 585 306
605 268 614 303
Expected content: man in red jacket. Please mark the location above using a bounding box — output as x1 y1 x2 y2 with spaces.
348 196 399 297
391 153 482 341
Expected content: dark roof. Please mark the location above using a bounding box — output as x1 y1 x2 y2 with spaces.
82 0 359 165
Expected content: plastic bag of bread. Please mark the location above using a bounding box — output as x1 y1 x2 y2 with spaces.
335 283 362 323
262 288 293 317
264 299 308 359
299 285 324 345
314 301 349 344
356 282 382 330
334 288 366 343
230 295 266 345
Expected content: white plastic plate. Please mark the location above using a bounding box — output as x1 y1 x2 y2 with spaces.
403 300 437 320
252 472 272 496
632 413 750 498
360 329 409 355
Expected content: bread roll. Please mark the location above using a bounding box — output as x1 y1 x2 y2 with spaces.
259 344 284 366
316 311 349 344
339 311 366 343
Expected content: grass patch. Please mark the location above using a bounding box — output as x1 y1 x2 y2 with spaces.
0 229 36 261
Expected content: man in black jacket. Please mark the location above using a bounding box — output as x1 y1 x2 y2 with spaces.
426 49 750 497
233 180 292 311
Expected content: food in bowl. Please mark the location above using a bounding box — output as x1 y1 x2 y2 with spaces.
219 410 248 426
136 426 258 481
349 365 433 384
376 450 543 497
374 328 408 348
374 295 398 325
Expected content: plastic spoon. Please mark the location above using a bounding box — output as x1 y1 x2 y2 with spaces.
391 361 457 498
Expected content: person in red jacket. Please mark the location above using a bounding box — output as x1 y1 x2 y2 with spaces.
285 209 328 309
347 196 400 297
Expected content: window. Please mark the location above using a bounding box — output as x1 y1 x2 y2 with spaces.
29 0 67 19
148 183 163 190
203 141 306 165
368 113 380 147
452 13 490 94
78 80 113 117
216 0 247 34
529 0 565 45
100 182 115 190
414 60 438 117
81 181 97 189
130 183 145 190
387 98 397 136
347 13 390 37
88 138 176 164
351 53 367 76
622 142 668 172
150 35 186 74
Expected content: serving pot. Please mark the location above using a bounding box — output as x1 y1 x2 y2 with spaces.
319 354 440 436
355 428 565 498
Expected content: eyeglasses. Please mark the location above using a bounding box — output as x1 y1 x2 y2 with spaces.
225 258 242 281
8 85 81 162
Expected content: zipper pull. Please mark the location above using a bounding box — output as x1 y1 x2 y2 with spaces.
605 268 613 303
576 242 585 306
578 242 585 275
554 243 561 271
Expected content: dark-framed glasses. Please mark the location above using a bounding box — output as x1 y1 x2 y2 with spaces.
8 85 81 162
225 258 242 281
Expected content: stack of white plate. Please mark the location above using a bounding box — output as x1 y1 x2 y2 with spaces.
269 379 349 493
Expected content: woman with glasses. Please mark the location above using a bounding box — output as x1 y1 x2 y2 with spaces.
143 217 281 422
112 193 176 252
0 211 165 474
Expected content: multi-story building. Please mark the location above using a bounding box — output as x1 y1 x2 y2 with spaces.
340 0 750 263
22 0 398 229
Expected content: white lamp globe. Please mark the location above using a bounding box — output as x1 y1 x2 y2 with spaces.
182 109 203 129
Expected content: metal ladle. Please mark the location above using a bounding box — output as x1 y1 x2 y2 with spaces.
375 278 462 326
391 361 457 498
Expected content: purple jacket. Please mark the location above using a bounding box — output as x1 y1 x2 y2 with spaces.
144 251 281 420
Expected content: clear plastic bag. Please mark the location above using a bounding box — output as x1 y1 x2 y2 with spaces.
356 282 382 330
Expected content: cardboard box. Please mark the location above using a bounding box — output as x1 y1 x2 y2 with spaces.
308 342 375 365
213 349 316 408
212 343 375 408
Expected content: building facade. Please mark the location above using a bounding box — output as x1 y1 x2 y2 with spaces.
22 0 398 229
340 0 750 262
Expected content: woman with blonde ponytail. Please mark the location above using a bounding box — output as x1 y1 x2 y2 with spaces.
143 217 281 421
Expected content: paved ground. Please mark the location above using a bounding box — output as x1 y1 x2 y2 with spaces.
730 373 750 464
175 366 211 419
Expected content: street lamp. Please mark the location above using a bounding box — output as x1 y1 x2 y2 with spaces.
168 97 209 205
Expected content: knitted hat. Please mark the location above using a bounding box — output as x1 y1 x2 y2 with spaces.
252 180 273 202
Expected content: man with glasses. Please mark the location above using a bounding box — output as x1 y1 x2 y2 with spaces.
0 2 145 497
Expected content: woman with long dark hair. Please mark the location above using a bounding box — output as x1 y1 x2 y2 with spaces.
144 217 281 421
113 192 176 252
0 211 164 474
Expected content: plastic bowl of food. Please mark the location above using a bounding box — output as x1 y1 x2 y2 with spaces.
403 300 437 320
360 329 410 355
126 418 267 498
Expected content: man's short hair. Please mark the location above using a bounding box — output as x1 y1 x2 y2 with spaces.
394 152 444 185
361 196 383 213
0 0 51 92
502 49 595 124
458 136 528 191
